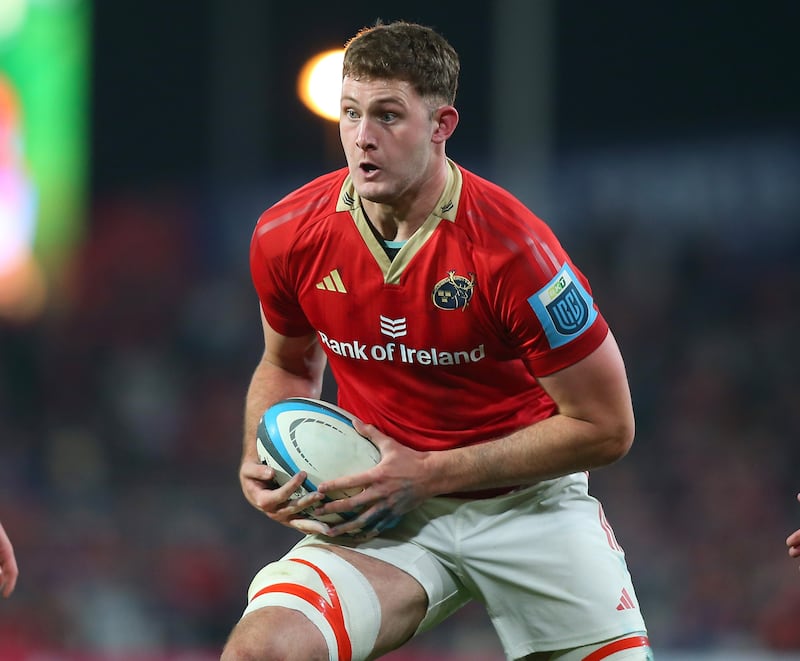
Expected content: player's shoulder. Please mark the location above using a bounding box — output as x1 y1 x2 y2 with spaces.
455 164 554 240
254 168 348 238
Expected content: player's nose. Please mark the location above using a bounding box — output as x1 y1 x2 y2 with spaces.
355 119 376 150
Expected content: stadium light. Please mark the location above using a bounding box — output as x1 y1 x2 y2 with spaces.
297 49 344 122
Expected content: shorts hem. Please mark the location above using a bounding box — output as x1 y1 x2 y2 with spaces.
505 627 649 660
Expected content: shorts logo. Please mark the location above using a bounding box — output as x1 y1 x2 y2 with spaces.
527 263 597 348
432 270 475 311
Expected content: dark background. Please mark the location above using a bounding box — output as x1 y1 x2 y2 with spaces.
91 0 799 190
1 1 799 658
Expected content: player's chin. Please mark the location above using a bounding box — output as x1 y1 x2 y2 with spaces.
352 179 392 204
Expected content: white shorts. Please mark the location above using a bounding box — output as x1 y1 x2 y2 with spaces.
296 472 648 659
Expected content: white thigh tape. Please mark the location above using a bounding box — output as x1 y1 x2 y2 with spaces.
244 546 381 661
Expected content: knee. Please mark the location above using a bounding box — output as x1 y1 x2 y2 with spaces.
220 635 269 661
220 615 328 661
221 637 319 661
220 639 260 661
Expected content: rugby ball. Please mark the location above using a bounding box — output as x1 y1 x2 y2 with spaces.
256 397 381 524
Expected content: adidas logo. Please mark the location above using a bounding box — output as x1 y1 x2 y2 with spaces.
616 587 636 611
316 269 347 293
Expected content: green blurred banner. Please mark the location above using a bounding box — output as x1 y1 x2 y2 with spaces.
0 0 89 313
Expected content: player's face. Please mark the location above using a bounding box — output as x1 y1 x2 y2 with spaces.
339 76 441 206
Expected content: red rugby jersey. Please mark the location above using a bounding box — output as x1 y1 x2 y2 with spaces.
250 161 609 452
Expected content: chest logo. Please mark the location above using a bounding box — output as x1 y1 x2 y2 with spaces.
432 270 476 311
315 269 347 293
380 316 407 338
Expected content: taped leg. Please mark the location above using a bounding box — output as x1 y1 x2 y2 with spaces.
244 545 381 661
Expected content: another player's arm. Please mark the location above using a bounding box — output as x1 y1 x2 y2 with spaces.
0 522 18 598
788 493 800 567
239 308 329 529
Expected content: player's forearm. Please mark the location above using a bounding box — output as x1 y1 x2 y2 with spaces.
242 356 323 463
425 412 634 495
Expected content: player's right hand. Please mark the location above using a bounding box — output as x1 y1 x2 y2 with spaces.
239 459 330 535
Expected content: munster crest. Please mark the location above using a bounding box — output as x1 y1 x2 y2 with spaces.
432 270 476 311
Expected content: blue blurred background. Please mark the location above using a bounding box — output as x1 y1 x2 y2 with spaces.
1 1 799 659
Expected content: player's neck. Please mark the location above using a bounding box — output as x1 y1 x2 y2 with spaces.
364 208 419 242
362 161 448 241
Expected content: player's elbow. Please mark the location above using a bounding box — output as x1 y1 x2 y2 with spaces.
597 417 635 465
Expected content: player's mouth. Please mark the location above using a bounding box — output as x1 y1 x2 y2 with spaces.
359 162 380 177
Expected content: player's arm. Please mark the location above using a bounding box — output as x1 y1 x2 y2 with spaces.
0 521 18 598
318 331 634 535
435 330 635 491
239 307 330 533
788 493 800 566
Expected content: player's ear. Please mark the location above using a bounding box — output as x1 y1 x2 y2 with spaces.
432 105 459 143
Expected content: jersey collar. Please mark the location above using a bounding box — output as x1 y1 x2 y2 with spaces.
335 160 463 284
336 158 462 222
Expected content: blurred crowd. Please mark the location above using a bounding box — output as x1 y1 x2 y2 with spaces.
0 150 799 658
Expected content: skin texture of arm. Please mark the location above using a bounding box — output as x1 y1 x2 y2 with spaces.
788 493 800 567
0 522 18 597
317 331 636 536
238 309 331 534
433 330 636 492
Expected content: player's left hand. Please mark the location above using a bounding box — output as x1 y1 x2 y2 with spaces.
315 420 433 539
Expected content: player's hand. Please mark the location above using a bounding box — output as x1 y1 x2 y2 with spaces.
788 493 800 567
0 522 19 598
315 420 433 539
239 459 330 535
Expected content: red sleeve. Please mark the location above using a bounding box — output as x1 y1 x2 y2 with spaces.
457 165 609 377
249 212 315 338
496 245 609 377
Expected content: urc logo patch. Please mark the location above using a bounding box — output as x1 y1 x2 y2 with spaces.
527 263 597 348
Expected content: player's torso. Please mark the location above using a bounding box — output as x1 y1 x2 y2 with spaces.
284 186 552 448
254 165 581 447
295 215 500 373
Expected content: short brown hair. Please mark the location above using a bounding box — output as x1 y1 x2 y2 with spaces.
343 20 460 106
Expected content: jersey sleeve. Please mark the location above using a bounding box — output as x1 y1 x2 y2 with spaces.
249 214 315 338
499 241 609 377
